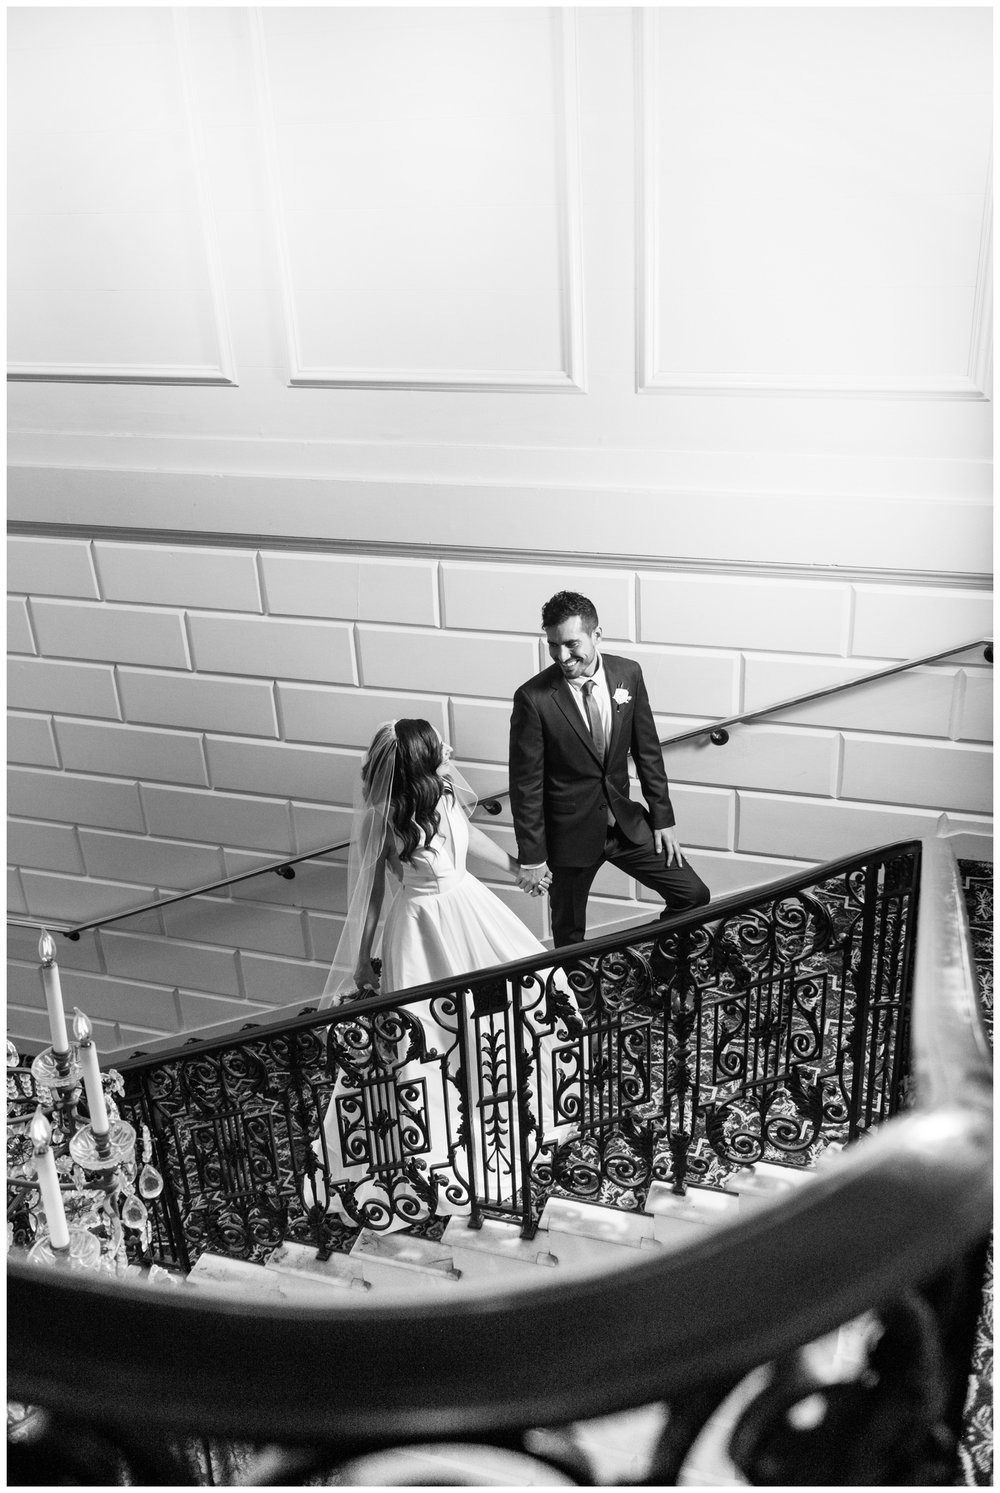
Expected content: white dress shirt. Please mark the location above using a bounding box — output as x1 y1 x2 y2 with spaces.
566 655 612 742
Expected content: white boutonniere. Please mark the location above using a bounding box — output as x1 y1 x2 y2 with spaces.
613 686 631 710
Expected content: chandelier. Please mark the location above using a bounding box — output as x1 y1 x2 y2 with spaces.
7 932 167 1276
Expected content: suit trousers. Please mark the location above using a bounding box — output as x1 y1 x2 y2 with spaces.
549 822 710 949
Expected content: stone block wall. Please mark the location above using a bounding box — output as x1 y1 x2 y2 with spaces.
7 534 993 1053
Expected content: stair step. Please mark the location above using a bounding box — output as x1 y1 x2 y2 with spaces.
645 1181 742 1246
265 1240 370 1293
542 1195 658 1250
443 1214 562 1281
729 1160 814 1207
185 1251 345 1301
445 1201 662 1286
536 1197 662 1278
814 1141 846 1172
349 1229 463 1292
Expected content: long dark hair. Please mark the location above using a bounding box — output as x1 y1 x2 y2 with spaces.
362 718 449 864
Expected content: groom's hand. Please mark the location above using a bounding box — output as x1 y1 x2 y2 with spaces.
654 828 685 867
518 862 551 897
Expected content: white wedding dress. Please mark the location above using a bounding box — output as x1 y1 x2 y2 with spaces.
318 791 577 1232
380 789 549 988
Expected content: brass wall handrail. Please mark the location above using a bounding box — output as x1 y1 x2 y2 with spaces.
478 633 994 796
58 842 351 941
7 835 992 1474
11 633 991 942
660 634 992 747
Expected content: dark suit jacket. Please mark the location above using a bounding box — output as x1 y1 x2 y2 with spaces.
509 653 675 868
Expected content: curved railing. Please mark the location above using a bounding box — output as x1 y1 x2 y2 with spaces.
7 835 991 1485
7 634 991 944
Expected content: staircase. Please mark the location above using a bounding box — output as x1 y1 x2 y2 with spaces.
186 1160 814 1301
183 1157 870 1485
8 839 988 1487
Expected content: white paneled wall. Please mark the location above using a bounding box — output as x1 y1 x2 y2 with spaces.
7 535 992 1053
256 7 581 389
638 7 991 395
8 8 235 381
7 6 991 563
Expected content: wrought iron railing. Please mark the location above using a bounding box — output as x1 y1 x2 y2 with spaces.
76 837 922 1273
7 634 988 945
7 835 991 1486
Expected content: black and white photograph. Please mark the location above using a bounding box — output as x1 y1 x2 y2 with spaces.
7 4 993 1486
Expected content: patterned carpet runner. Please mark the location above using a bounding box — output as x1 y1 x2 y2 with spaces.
957 860 993 1488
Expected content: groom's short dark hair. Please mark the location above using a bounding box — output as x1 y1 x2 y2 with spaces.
541 591 599 632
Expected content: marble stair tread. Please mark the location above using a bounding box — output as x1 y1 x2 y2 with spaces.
264 1240 370 1292
349 1228 463 1288
442 1214 563 1273
535 1199 662 1278
445 1204 660 1285
542 1195 657 1249
645 1181 742 1246
185 1251 344 1301
729 1160 815 1206
813 1141 846 1172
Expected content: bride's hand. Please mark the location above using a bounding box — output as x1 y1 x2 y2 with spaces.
354 958 379 992
517 862 551 897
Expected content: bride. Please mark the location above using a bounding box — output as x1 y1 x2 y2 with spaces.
316 718 578 1233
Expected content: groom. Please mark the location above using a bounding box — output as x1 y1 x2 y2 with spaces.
509 590 710 948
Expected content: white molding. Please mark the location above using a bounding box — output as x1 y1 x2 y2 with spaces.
6 518 994 592
6 431 991 510
553 8 587 394
7 482 993 590
7 364 237 385
250 6 586 393
634 8 660 400
635 9 992 402
640 373 991 401
171 8 238 387
967 153 993 400
7 10 237 388
248 7 301 393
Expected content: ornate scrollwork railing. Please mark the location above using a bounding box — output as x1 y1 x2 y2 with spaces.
6 836 991 1487
80 839 923 1269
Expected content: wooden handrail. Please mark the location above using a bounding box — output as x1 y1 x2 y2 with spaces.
7 837 991 1460
9 634 991 942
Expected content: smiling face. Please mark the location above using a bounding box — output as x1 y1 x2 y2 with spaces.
545 615 602 681
432 727 453 770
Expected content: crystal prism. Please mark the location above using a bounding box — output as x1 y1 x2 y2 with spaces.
121 1195 148 1230
138 1163 163 1199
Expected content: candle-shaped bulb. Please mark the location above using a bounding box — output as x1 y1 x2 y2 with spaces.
6 1038 19 1069
73 1009 109 1135
29 1107 52 1151
39 933 69 1055
29 1106 70 1251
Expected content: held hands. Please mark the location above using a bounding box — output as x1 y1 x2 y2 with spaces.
654 828 686 867
353 958 380 993
516 862 551 898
